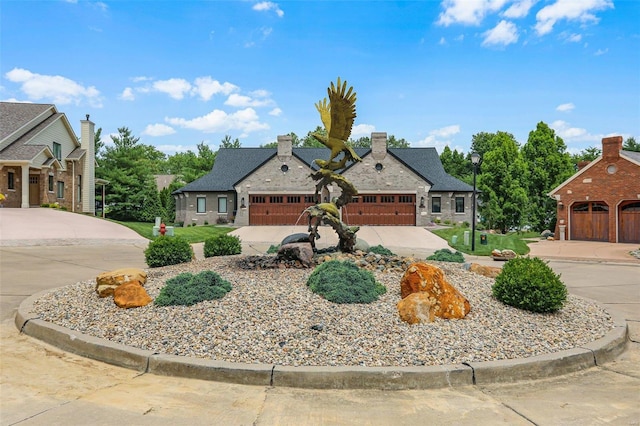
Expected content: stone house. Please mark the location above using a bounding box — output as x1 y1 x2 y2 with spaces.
174 132 475 227
0 102 98 213
549 136 640 243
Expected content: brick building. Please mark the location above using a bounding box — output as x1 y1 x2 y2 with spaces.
549 136 640 243
174 133 476 227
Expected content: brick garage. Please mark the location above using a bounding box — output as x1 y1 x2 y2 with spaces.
550 136 640 243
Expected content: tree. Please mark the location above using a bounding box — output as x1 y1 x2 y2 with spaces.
623 136 640 152
476 131 529 233
440 146 471 183
386 135 410 148
300 126 326 148
94 127 104 158
96 127 167 222
220 135 241 148
521 122 574 232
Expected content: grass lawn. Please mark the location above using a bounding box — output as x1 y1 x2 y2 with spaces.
111 220 235 244
431 227 540 256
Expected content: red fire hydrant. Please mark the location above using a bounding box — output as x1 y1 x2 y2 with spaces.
159 223 166 236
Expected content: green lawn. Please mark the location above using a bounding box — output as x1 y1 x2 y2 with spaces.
111 220 235 243
430 227 540 256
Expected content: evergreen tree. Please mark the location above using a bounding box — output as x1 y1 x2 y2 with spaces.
623 136 640 152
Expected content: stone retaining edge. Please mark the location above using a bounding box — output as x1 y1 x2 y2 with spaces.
16 289 629 390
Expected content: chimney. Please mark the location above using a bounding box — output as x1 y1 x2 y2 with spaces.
81 115 96 214
371 132 387 161
602 136 622 160
277 135 292 161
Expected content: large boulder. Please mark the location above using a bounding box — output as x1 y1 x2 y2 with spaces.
277 243 314 267
399 262 470 320
397 292 436 324
281 233 312 246
96 268 147 298
466 263 502 279
113 282 152 309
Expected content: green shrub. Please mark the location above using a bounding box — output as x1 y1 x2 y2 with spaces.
155 270 232 306
426 248 465 263
306 260 386 304
492 257 567 313
204 234 242 257
368 245 395 256
267 244 280 254
144 236 194 267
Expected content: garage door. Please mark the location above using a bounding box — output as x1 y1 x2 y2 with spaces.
341 194 415 226
249 194 316 225
570 201 609 241
619 201 640 243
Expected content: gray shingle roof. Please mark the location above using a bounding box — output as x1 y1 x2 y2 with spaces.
388 148 474 191
0 112 61 161
0 102 54 141
622 149 640 163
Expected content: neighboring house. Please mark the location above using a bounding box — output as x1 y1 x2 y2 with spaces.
549 136 640 243
154 174 176 191
174 132 475 227
0 102 96 213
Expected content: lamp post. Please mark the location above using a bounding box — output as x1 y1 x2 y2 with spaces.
471 152 481 251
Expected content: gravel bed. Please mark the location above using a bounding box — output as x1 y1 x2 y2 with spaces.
31 256 615 367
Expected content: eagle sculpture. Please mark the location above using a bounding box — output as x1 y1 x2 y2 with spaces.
312 78 362 167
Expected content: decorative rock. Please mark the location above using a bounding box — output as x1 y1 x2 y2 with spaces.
113 282 152 309
397 292 435 324
281 233 311 246
277 243 314 267
399 262 471 319
96 268 147 298
468 263 502 279
491 249 517 260
354 238 370 252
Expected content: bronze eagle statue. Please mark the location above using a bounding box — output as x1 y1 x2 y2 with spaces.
312 77 362 167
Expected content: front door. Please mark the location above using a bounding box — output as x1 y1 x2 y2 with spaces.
29 175 40 206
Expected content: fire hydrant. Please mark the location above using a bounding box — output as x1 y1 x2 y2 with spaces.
159 223 166 236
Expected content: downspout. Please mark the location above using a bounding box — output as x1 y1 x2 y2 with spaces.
72 161 75 212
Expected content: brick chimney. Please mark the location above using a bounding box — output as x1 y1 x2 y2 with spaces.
371 132 387 161
277 134 292 161
602 136 622 160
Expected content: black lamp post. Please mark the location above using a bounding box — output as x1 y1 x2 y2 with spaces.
471 152 480 251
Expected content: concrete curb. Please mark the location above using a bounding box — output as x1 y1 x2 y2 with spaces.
16 288 629 390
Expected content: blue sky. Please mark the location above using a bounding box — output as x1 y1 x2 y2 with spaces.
2 0 638 156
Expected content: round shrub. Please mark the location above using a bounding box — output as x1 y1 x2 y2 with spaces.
144 236 194 268
368 245 395 256
306 260 386 304
155 270 232 306
204 234 242 257
426 248 465 263
492 257 567 313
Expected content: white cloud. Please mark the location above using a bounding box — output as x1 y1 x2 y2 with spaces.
225 93 274 108
439 37 447 45
268 107 282 116
153 78 192 100
437 0 509 26
556 102 575 112
252 1 284 17
166 107 269 133
594 48 608 56
155 144 200 155
132 76 153 83
561 32 582 42
551 120 600 142
119 87 135 101
4 68 102 107
535 0 613 36
482 20 519 46
413 125 461 149
142 123 176 137
503 0 537 18
192 77 238 101
351 124 376 139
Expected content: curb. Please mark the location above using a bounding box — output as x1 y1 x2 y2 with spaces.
15 289 629 390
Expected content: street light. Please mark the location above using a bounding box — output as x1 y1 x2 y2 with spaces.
471 152 481 251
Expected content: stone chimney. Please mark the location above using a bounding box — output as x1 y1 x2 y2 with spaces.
371 132 387 161
602 136 622 160
277 134 292 161
81 115 95 214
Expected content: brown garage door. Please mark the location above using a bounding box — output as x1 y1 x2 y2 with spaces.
570 201 609 241
249 194 316 225
342 194 415 226
619 201 640 243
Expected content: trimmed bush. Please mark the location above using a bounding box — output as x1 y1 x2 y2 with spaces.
306 260 386 304
144 236 194 268
155 270 232 306
492 257 567 313
204 234 242 257
426 248 465 263
368 245 395 256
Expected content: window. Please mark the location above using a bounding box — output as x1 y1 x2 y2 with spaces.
53 142 62 161
270 196 283 203
48 175 54 192
363 195 377 203
399 195 414 203
8 172 15 190
197 197 206 213
304 195 316 204
455 197 465 213
251 196 266 203
57 181 64 198
381 195 395 203
77 175 82 202
218 196 227 213
287 196 301 203
432 197 441 213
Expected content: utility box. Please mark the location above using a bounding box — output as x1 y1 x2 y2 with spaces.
451 235 458 244
480 234 488 245
463 231 470 246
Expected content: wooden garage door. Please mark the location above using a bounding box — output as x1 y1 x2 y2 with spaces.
619 201 640 244
342 194 415 226
570 202 609 241
249 195 316 225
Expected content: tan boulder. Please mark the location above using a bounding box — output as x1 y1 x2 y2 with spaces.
113 282 152 309
96 268 147 298
400 262 471 319
397 292 436 324
468 263 502 279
